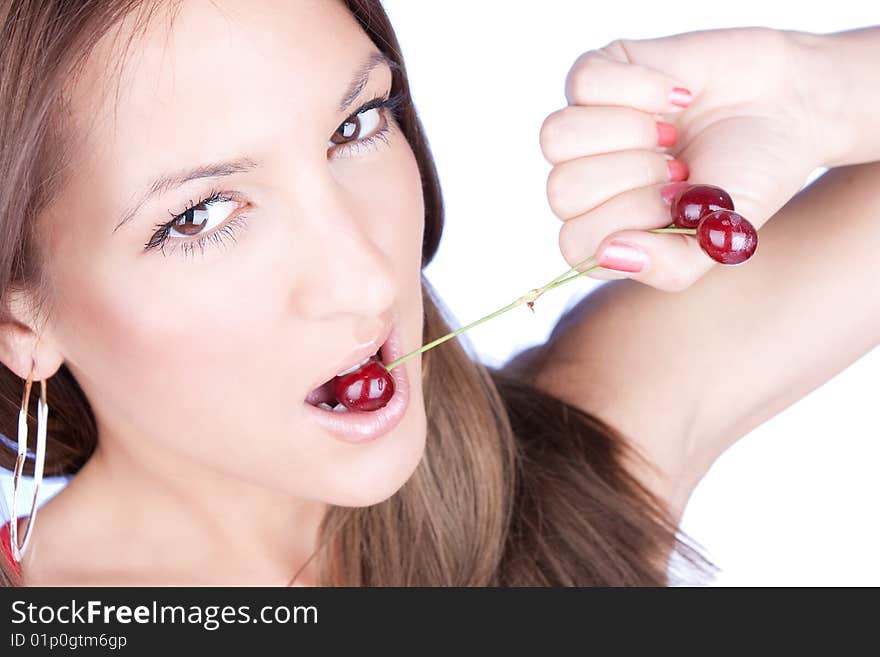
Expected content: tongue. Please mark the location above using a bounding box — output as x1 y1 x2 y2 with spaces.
305 379 337 406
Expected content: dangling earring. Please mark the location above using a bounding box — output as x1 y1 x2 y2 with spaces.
9 357 48 563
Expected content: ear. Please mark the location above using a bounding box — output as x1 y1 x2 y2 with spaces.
0 291 64 382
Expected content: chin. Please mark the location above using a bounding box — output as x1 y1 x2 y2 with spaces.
323 406 428 508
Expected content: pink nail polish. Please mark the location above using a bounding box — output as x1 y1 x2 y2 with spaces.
670 86 693 107
666 158 689 182
656 121 677 147
660 181 691 204
598 240 648 273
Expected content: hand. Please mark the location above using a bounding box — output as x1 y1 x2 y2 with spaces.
541 27 826 291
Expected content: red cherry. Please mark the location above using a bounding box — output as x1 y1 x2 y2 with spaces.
697 210 758 264
332 357 395 411
671 184 734 229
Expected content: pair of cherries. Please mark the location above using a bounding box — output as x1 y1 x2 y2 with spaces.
329 184 761 414
668 184 758 264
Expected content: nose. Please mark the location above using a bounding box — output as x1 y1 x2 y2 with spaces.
292 184 397 323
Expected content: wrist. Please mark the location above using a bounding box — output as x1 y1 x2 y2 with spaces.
786 28 880 168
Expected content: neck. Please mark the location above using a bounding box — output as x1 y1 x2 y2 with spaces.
30 427 329 586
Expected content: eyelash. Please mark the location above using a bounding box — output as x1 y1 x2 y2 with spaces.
145 90 407 257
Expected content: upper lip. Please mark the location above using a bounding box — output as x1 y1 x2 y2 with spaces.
305 320 394 395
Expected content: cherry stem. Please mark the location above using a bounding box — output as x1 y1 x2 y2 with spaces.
382 225 696 372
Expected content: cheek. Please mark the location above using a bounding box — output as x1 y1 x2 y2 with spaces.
51 241 286 446
347 132 426 275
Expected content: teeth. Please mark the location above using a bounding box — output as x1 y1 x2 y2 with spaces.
335 352 376 377
315 401 351 412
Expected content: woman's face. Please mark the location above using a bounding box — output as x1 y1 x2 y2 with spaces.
38 0 427 506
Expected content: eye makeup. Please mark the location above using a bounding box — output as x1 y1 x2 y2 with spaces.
143 89 407 259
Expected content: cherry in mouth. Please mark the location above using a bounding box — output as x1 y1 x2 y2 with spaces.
332 356 395 411
306 354 395 412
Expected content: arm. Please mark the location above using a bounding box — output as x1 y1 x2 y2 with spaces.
531 29 880 518
796 26 880 169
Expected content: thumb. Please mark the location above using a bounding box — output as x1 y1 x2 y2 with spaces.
594 229 716 292
678 116 811 232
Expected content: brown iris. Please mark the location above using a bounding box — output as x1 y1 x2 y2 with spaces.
172 203 209 236
330 117 359 145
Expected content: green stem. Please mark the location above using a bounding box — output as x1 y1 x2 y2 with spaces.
383 296 525 372
544 264 604 289
382 225 695 372
648 227 696 235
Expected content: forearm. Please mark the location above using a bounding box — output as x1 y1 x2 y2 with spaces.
788 26 880 168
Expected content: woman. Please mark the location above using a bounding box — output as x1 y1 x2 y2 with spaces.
0 0 876 586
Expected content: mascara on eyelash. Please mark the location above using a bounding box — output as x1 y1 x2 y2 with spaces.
143 92 406 254
355 91 406 119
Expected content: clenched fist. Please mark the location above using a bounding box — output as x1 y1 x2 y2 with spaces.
541 27 827 291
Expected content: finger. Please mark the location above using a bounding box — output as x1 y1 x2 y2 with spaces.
565 45 693 114
659 181 692 205
540 105 679 165
558 183 670 280
547 150 688 221
594 228 716 292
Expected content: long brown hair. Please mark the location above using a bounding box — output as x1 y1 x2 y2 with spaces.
0 0 714 586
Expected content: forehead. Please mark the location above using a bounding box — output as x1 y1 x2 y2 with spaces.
64 0 376 198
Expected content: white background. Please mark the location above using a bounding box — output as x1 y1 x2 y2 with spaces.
3 0 878 586
382 0 880 585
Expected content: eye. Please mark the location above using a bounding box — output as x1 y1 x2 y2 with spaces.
167 196 237 239
145 189 247 257
327 91 405 158
330 106 382 147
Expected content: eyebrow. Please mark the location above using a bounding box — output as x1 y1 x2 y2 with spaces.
337 51 399 113
112 50 400 233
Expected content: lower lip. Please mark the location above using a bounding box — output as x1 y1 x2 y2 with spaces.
301 322 410 444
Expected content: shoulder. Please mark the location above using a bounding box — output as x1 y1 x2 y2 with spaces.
500 342 548 388
501 331 702 526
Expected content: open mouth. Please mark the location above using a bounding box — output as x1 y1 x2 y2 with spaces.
300 321 409 444
304 345 383 412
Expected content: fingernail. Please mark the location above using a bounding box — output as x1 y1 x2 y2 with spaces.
597 240 648 273
656 121 677 147
660 181 691 204
666 158 689 182
670 86 693 108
